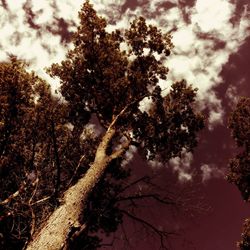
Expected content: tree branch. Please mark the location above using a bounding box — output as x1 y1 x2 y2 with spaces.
121 209 175 249
119 176 150 193
0 181 27 206
117 193 175 206
67 155 85 187
50 119 61 199
109 139 131 160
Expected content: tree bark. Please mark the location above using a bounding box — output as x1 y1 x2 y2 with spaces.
26 127 117 250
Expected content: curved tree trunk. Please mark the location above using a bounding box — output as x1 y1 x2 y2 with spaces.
26 127 118 250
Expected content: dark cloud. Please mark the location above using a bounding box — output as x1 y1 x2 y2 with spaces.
46 18 74 44
121 0 141 12
210 35 250 121
23 0 41 30
231 0 250 23
0 0 8 10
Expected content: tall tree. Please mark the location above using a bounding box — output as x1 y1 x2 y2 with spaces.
227 97 250 249
24 2 204 249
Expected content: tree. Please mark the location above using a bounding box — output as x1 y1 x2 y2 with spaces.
227 97 250 249
24 2 204 249
0 2 204 249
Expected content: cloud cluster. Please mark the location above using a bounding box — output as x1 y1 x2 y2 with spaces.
169 148 193 182
94 0 250 129
0 0 248 116
0 0 249 182
200 164 225 183
0 0 84 91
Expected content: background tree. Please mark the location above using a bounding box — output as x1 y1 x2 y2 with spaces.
227 97 250 249
0 58 128 250
0 57 72 249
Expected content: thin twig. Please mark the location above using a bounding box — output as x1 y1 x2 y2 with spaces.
117 194 175 206
121 209 175 250
119 176 150 193
68 155 85 187
30 196 51 206
0 181 26 205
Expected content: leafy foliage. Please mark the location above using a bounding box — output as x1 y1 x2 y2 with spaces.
227 97 250 249
0 58 70 249
49 1 204 164
238 218 250 250
227 97 250 200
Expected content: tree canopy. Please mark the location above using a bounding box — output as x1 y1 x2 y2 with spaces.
49 1 204 163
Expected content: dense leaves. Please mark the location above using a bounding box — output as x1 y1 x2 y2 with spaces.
238 218 250 250
0 58 71 249
49 1 204 163
227 97 250 249
227 97 250 200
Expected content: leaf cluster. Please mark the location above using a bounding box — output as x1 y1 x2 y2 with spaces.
227 97 250 200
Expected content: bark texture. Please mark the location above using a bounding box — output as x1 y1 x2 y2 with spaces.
26 128 117 250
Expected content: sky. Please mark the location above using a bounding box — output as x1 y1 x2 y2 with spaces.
0 0 250 249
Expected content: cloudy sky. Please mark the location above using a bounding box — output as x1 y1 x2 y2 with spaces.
0 0 250 249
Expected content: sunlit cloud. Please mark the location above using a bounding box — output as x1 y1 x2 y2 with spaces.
200 164 225 182
169 149 193 182
192 0 234 34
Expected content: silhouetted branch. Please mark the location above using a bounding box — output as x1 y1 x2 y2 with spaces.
120 176 150 193
117 193 175 206
121 209 176 250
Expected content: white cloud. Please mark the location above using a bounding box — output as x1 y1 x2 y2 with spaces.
169 148 194 182
121 145 137 167
200 164 225 182
192 0 234 34
120 0 250 130
7 1 26 12
139 97 153 114
172 26 196 53
208 110 223 129
226 84 240 106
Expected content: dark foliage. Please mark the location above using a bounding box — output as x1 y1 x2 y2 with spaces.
227 97 250 249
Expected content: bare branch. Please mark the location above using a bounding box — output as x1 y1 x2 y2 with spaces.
117 194 175 206
121 209 176 250
0 181 26 206
67 155 85 187
30 196 51 206
107 90 155 131
119 176 150 193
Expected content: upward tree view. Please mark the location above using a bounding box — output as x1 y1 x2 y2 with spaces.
0 1 249 250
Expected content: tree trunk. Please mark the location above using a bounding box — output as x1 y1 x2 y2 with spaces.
26 127 116 250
